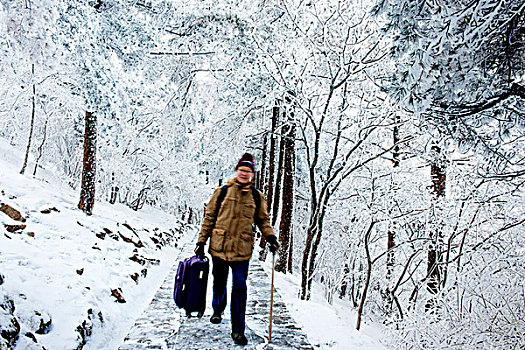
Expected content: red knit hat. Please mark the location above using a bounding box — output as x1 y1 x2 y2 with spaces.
236 153 255 172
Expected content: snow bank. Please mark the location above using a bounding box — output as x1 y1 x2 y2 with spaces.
0 138 196 349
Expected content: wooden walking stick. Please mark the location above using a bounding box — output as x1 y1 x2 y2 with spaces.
269 251 276 343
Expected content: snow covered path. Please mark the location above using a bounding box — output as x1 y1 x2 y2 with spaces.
118 243 313 349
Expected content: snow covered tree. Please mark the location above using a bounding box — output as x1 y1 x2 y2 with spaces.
375 0 525 174
259 0 400 301
0 0 61 175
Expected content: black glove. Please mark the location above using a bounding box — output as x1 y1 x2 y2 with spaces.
194 242 205 258
266 235 280 254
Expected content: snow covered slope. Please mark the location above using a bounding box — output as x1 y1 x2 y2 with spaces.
0 138 197 349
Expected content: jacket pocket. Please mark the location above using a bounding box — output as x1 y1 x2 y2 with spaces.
238 232 254 257
210 228 226 252
242 202 256 219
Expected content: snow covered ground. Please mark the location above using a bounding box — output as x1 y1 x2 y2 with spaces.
0 137 387 349
263 263 387 350
0 138 195 350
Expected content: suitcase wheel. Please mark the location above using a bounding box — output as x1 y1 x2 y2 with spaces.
197 311 204 318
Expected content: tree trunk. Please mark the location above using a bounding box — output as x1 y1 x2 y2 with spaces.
32 117 48 176
271 122 285 227
356 221 375 330
392 115 400 168
430 145 446 197
385 115 401 311
287 230 294 273
300 225 316 300
259 104 279 261
301 189 331 300
259 132 268 192
266 104 280 213
426 144 446 312
132 187 149 211
276 114 295 273
305 190 330 299
386 229 395 280
286 117 296 274
109 172 119 204
387 115 400 279
20 63 36 175
188 207 194 224
339 264 349 299
78 111 97 215
357 257 372 331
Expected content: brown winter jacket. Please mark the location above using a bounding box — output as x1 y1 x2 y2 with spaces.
197 178 275 262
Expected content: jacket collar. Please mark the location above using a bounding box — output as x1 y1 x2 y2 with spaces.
227 178 253 190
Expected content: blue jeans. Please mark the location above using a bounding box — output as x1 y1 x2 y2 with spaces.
211 257 250 335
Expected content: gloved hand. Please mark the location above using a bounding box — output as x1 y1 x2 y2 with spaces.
194 242 205 258
266 235 280 254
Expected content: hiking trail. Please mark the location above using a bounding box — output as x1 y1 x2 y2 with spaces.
118 242 313 349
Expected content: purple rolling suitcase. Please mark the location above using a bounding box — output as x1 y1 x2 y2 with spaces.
173 255 209 317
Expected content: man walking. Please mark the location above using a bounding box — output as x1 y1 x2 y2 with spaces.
195 153 279 345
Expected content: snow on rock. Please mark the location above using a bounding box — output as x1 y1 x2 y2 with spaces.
0 295 20 348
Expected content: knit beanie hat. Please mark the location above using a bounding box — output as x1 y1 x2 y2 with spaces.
235 153 255 172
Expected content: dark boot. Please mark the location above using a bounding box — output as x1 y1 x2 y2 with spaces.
231 333 248 345
210 312 222 324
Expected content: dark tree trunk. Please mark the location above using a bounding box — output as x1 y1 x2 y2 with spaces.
109 186 119 204
276 114 295 273
305 190 330 298
287 230 294 273
426 145 446 312
272 124 284 227
259 104 280 261
339 263 350 299
392 116 400 168
387 115 401 277
430 146 446 197
20 63 36 175
78 111 97 215
33 117 48 176
356 221 375 330
425 244 442 311
266 105 280 212
258 132 268 191
109 172 119 204
386 229 395 279
301 188 331 300
131 187 149 211
300 225 317 300
188 207 194 224
386 115 401 309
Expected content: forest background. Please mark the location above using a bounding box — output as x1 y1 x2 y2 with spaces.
1 0 524 349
